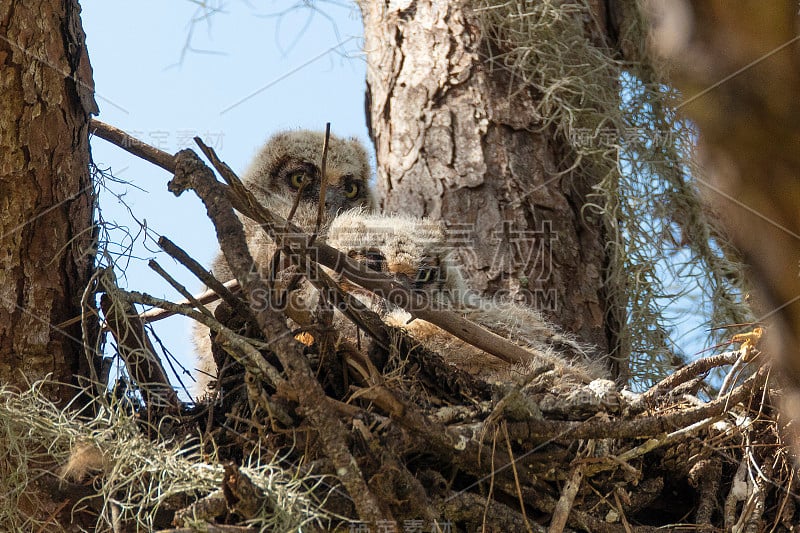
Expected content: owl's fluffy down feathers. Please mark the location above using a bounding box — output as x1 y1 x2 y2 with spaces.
192 130 373 397
325 211 605 386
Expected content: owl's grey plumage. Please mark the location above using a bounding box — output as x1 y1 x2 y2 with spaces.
324 212 606 386
193 130 374 396
325 210 470 308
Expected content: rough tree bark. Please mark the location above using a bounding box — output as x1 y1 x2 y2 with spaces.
0 1 97 397
359 0 622 367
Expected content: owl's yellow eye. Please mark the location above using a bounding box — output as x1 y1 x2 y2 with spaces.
343 182 360 199
289 172 307 189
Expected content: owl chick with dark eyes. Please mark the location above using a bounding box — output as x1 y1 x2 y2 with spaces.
324 211 607 388
324 210 470 309
193 130 374 396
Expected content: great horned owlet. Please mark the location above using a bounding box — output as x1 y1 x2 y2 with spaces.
193 130 374 396
324 211 606 386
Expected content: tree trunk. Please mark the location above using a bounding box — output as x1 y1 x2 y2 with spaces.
359 0 620 366
0 1 97 397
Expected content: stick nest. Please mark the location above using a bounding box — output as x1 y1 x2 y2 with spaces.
11 138 790 531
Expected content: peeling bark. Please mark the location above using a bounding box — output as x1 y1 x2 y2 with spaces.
0 1 97 394
359 0 614 355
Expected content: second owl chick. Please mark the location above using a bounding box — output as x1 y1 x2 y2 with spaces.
324 210 471 309
324 211 606 386
192 130 374 397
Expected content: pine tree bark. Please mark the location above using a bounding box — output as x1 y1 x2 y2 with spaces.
0 1 97 396
359 1 619 360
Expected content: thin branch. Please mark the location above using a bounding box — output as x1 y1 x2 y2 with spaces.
632 349 743 411
549 447 587 533
157 235 253 322
90 119 175 172
148 259 213 319
135 280 238 324
503 365 769 441
315 122 331 236
115 288 284 389
98 270 180 411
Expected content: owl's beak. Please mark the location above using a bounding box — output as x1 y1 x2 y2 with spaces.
324 187 345 215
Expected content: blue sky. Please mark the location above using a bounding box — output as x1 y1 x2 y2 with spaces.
81 1 369 394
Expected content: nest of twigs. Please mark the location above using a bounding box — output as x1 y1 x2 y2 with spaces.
48 121 795 532
195 317 787 532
